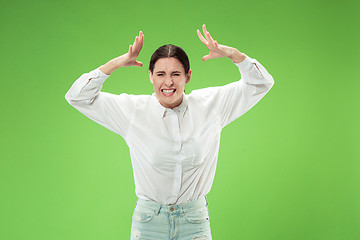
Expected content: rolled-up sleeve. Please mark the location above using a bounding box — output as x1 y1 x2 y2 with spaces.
65 66 135 137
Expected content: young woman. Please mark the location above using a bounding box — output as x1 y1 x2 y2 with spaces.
65 24 274 240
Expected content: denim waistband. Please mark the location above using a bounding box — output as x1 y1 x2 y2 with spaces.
135 196 208 215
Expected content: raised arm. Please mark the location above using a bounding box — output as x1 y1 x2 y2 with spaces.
64 31 144 137
196 24 274 127
197 24 246 63
100 31 144 74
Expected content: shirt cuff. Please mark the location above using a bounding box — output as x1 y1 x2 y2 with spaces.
233 54 267 77
88 65 111 84
233 53 252 72
233 54 275 85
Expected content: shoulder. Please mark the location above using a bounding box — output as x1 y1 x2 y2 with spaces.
107 92 151 100
187 86 221 109
188 86 219 99
101 92 153 107
187 83 233 103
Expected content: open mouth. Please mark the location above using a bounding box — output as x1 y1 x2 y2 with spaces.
161 89 176 96
161 89 176 93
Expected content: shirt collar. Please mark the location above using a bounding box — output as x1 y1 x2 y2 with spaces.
152 92 188 118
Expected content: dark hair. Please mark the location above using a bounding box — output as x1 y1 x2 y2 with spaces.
149 44 190 74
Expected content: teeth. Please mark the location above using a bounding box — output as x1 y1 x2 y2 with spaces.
162 89 175 93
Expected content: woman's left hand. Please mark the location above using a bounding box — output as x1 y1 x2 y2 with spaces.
197 24 246 63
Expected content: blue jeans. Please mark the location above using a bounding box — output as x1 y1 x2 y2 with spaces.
130 196 212 240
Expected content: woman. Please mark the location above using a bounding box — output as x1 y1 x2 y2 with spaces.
65 24 274 240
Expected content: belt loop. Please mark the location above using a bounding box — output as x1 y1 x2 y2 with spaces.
180 204 185 215
155 204 162 215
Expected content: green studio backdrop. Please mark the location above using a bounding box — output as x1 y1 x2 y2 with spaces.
1 0 359 239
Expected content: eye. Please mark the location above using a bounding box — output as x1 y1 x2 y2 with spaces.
157 73 164 76
172 73 180 76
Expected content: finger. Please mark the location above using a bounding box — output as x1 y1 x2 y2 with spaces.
202 24 211 39
129 45 133 54
139 31 144 50
202 24 207 35
202 24 215 47
197 29 208 45
202 54 210 62
206 34 215 48
203 50 217 61
133 36 139 49
202 24 208 41
135 60 143 67
207 31 215 43
134 36 142 54
131 38 136 53
137 31 143 50
204 29 216 47
139 31 143 42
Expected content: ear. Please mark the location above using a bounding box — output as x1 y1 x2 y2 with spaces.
185 69 192 84
149 70 153 84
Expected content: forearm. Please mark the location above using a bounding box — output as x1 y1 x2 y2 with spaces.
99 60 118 75
99 53 129 75
66 52 133 102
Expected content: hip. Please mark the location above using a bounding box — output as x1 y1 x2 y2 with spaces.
130 196 212 240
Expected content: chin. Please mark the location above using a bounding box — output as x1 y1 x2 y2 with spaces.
160 97 181 108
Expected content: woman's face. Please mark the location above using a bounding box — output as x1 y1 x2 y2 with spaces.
149 57 191 109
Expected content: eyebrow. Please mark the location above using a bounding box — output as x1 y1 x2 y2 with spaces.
155 70 182 74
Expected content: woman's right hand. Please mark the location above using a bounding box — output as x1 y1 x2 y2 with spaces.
100 31 144 74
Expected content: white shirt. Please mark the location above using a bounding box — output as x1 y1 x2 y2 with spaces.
65 54 274 205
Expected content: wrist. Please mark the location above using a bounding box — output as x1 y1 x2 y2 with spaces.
228 48 246 63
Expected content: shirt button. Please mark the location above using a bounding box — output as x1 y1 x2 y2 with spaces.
170 207 175 211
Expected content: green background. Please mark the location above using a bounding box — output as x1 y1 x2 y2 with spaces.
1 0 359 239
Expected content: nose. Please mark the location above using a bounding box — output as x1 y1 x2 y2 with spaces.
164 76 174 87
